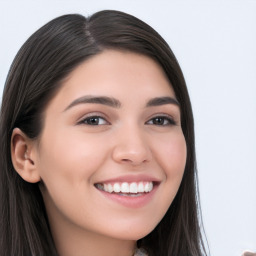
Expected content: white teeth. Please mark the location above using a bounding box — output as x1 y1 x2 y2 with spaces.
113 183 121 193
96 181 154 194
145 182 151 192
129 182 138 193
138 182 144 193
107 184 113 193
121 182 129 193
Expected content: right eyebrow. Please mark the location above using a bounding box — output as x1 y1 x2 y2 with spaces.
146 96 180 107
63 95 121 112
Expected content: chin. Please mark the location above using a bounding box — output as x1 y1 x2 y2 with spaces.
108 224 156 241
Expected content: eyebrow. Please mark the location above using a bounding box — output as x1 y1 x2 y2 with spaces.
146 96 180 107
64 95 180 111
64 95 121 111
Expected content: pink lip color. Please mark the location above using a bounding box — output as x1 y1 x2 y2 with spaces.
95 183 158 208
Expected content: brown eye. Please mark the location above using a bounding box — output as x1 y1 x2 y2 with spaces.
153 117 165 125
146 116 176 126
79 116 109 125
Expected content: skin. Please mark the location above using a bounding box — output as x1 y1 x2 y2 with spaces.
11 50 187 256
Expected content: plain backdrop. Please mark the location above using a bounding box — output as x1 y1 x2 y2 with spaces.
0 1 255 255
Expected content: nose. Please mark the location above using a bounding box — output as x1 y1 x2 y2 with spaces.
111 125 152 166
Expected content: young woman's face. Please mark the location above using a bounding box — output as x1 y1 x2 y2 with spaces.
35 50 187 241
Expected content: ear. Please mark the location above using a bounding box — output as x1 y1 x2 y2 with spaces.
11 128 41 183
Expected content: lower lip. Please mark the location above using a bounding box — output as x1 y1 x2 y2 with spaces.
95 185 158 208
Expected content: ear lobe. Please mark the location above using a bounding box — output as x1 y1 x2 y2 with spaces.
11 128 41 183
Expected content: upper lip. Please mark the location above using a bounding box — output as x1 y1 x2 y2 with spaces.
94 174 161 184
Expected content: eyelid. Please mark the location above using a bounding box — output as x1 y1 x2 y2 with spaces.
145 113 177 126
77 112 110 125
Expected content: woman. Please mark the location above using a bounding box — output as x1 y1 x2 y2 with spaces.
0 10 207 256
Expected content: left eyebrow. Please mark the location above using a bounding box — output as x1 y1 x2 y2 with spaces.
146 97 180 107
63 95 121 111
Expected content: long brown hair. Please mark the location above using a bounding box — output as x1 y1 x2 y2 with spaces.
0 10 207 256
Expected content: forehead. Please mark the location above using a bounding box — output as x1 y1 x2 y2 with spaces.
47 50 176 110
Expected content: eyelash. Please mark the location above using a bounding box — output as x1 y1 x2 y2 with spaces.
146 115 176 126
78 115 109 126
78 114 176 126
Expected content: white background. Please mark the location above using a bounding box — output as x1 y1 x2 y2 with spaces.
0 1 255 255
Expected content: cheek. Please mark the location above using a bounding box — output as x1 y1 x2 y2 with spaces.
36 129 109 203
39 129 106 174
36 130 111 224
156 131 187 178
153 131 187 204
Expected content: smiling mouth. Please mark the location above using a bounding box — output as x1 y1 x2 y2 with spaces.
95 181 154 197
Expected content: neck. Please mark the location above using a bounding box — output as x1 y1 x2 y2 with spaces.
55 232 136 256
49 216 136 256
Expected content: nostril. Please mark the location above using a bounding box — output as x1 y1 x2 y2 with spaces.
121 158 148 166
122 159 130 162
111 138 152 165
